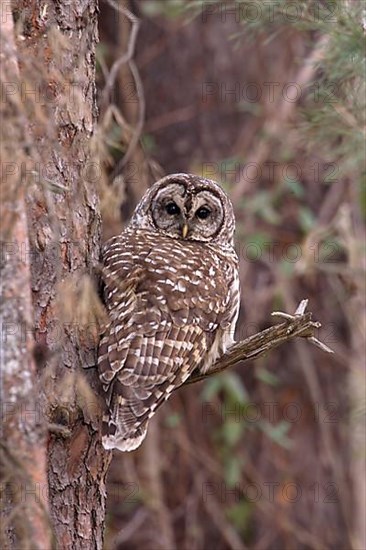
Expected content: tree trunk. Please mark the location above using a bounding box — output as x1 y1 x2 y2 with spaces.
1 3 52 547
1 1 111 548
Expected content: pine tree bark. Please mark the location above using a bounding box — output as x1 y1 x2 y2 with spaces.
1 3 53 547
1 1 111 548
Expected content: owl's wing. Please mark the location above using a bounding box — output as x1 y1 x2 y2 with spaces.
98 232 235 451
98 318 207 451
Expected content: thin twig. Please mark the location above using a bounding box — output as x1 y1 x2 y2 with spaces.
184 299 333 387
113 59 145 172
232 35 329 201
100 1 146 178
100 2 140 110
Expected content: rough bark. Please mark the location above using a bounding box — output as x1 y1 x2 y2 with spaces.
1 3 52 547
2 1 111 548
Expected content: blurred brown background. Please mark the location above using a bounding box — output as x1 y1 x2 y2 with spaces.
97 1 365 549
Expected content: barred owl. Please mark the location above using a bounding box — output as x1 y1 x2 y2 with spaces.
98 173 240 451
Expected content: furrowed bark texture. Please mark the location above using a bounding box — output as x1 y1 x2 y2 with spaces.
1 3 52 548
7 1 111 548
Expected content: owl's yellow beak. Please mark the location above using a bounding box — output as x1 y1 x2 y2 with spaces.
181 223 189 239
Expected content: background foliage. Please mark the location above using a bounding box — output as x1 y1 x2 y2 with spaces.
97 1 365 548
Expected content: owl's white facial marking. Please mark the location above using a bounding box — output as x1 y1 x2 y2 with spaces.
150 182 226 242
130 173 235 245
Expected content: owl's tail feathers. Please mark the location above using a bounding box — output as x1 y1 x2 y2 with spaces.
101 376 175 452
102 413 148 452
101 382 154 451
102 416 147 451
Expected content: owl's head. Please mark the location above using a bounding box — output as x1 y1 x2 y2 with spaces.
130 173 235 245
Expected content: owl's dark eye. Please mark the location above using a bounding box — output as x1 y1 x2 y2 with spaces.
165 202 180 215
196 206 211 220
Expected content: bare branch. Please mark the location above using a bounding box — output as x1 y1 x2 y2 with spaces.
100 1 140 109
114 59 145 171
184 300 333 386
232 36 330 201
99 1 146 177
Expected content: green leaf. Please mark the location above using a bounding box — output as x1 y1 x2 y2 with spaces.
141 133 156 153
226 501 252 532
284 178 305 198
259 420 292 449
299 207 316 233
224 456 242 487
201 376 223 401
245 192 281 225
255 367 280 387
222 420 244 447
279 258 296 276
244 232 272 256
222 372 249 404
139 0 187 19
165 412 181 428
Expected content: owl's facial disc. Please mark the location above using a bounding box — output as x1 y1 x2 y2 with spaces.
150 183 225 242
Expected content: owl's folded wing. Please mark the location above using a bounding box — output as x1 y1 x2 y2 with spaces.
97 231 235 452
98 317 206 451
